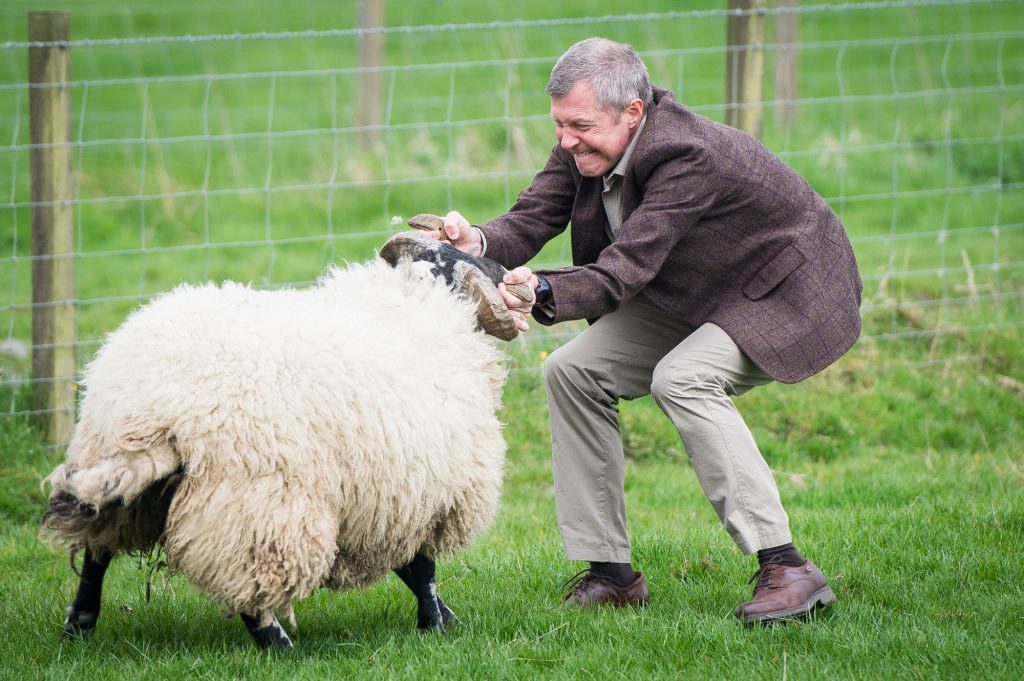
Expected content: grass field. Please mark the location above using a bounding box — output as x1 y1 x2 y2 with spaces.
1 0 1023 679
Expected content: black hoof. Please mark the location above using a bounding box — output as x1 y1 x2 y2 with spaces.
62 608 98 639
437 596 458 626
417 594 441 631
240 613 293 650
417 595 458 632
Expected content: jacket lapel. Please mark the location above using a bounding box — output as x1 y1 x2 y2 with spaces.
570 177 611 266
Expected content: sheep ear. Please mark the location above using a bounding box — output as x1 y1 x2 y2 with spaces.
114 413 168 452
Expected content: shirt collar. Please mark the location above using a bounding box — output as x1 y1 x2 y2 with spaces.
603 113 647 189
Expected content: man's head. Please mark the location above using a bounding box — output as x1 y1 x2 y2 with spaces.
547 38 652 177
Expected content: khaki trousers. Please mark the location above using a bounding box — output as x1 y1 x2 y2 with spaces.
543 296 792 562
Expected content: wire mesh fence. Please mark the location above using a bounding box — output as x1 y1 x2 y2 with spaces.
1 0 1022 440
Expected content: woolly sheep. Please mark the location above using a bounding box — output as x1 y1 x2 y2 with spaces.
41 251 508 649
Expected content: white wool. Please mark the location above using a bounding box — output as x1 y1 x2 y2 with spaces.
47 259 507 615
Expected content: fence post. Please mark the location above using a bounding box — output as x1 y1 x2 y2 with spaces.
774 0 799 130
725 0 766 139
29 10 75 447
357 0 385 148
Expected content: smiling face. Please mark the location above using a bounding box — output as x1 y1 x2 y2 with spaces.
550 81 644 177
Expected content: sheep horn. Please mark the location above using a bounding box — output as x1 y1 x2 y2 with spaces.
379 230 528 341
407 213 445 234
404 214 533 303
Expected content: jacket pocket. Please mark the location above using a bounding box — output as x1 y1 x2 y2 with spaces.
742 243 806 300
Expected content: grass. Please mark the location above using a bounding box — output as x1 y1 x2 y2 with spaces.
2 338 1023 679
1 0 1023 678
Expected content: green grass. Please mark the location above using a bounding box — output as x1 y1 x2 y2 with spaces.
1 0 1023 678
2 336 1023 679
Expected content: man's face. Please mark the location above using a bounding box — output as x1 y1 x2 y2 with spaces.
550 82 644 177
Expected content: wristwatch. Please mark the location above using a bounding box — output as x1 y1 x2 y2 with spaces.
534 274 552 305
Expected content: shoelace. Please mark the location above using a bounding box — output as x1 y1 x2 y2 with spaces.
559 569 612 596
747 555 785 592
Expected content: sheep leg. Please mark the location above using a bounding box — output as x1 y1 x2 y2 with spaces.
393 553 458 630
63 547 112 639
240 611 293 650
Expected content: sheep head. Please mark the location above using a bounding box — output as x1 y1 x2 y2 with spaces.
380 220 531 341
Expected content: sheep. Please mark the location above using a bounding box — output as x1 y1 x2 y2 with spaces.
40 238 513 649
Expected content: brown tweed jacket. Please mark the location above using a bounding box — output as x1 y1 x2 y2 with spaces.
478 87 862 383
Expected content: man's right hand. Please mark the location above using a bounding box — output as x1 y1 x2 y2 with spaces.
436 210 485 257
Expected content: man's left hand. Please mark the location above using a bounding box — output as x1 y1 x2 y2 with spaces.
500 266 538 332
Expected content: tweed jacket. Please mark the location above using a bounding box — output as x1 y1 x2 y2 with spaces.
478 87 862 383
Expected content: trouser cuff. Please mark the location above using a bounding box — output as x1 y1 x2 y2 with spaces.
564 544 632 564
734 528 793 556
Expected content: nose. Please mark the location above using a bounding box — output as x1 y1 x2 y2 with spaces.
558 127 578 150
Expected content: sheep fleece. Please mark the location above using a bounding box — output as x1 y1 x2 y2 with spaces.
45 260 507 616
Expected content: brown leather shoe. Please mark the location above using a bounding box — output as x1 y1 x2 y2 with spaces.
563 570 650 607
734 559 836 624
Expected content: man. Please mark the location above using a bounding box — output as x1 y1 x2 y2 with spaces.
430 37 862 623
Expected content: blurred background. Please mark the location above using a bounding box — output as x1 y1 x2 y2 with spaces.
1 0 1021 445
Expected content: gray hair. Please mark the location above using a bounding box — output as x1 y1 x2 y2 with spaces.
546 38 652 113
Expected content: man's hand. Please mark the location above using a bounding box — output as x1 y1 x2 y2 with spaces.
500 266 539 332
434 210 484 257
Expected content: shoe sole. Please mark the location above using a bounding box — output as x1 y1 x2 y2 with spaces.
564 597 650 608
738 586 836 625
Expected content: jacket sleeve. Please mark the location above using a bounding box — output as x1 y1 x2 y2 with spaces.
536 141 720 324
476 145 578 269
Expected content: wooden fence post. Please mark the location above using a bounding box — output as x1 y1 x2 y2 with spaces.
725 0 766 139
29 10 75 447
357 0 385 148
774 0 799 130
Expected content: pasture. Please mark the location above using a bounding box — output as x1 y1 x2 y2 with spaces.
0 0 1021 678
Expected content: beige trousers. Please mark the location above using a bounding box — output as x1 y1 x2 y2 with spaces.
543 296 792 562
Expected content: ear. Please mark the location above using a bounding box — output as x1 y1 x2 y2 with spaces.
625 98 644 128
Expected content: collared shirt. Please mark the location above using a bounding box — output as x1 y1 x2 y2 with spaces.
601 114 647 239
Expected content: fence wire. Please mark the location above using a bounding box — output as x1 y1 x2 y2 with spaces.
1 0 1022 427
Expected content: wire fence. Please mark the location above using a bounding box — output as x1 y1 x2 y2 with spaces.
1 0 1022 439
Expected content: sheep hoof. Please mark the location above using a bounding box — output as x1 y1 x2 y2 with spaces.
63 606 98 639
240 613 293 650
437 597 458 626
417 616 444 632
417 595 457 632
